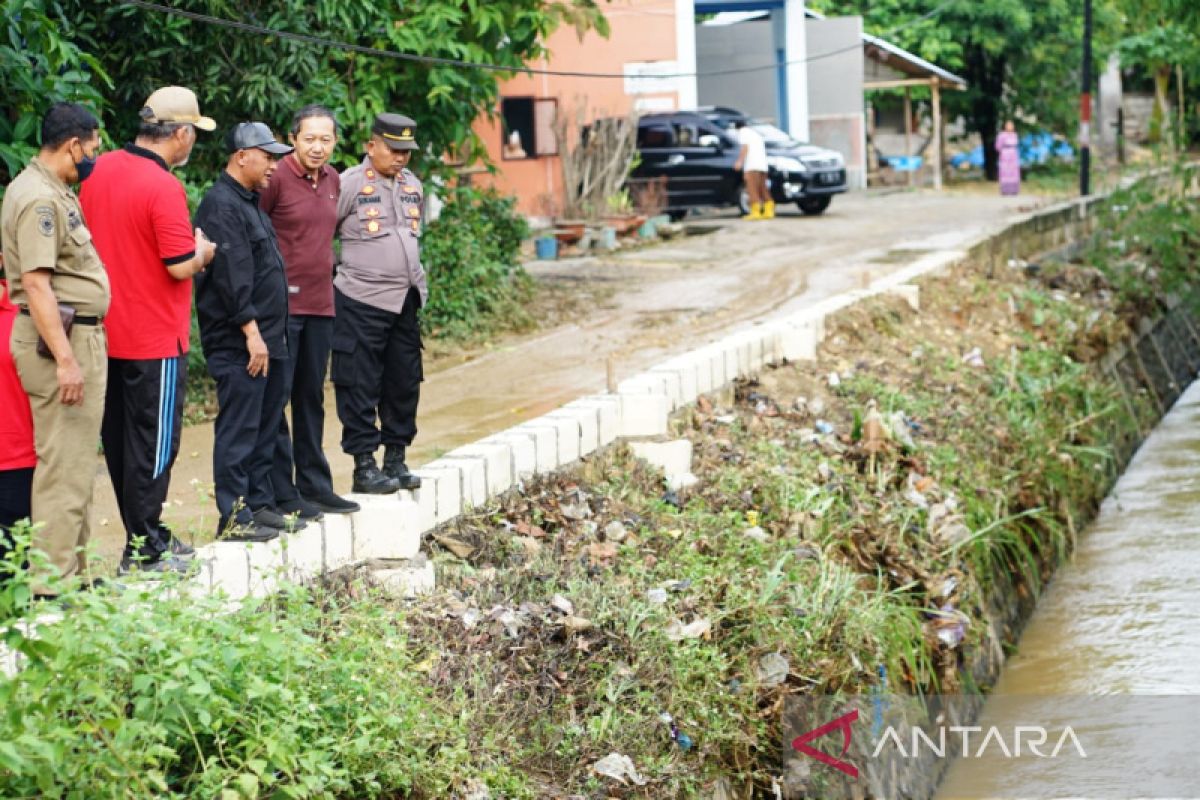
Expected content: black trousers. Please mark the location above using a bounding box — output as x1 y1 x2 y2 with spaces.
271 315 335 503
332 288 422 456
101 355 186 560
0 467 33 577
208 349 288 533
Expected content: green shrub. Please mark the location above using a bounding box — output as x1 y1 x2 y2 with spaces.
0 552 478 798
420 186 534 341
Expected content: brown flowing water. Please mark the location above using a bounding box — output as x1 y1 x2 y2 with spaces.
936 380 1200 799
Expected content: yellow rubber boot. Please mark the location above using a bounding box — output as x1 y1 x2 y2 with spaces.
745 202 763 220
763 200 776 219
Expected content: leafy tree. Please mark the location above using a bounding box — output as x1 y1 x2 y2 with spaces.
0 0 109 188
1117 0 1200 145
59 0 608 177
813 0 1123 180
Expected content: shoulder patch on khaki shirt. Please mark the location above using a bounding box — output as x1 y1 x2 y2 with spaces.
35 206 55 237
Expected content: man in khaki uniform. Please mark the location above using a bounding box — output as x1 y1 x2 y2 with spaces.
332 113 428 494
1 102 109 593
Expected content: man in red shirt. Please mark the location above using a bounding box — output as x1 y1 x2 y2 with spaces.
79 86 217 574
260 105 358 516
0 270 36 551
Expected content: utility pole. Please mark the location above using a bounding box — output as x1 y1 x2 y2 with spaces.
1080 0 1093 195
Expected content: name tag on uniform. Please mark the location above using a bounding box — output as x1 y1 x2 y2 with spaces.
356 195 382 206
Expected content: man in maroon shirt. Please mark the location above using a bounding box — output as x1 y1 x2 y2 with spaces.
80 87 217 574
260 105 359 515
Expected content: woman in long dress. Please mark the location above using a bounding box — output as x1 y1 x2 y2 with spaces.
996 120 1021 195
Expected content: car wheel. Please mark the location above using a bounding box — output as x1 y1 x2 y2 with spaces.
667 209 687 222
736 186 751 216
797 196 831 216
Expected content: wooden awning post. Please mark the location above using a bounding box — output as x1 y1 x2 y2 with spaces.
903 86 914 187
931 78 943 191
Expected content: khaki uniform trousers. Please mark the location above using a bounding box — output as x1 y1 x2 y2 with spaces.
10 314 107 589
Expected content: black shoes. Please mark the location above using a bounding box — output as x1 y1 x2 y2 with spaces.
220 521 280 543
276 497 325 522
168 535 195 558
383 447 422 490
118 554 194 577
352 453 400 494
303 491 361 514
252 506 306 531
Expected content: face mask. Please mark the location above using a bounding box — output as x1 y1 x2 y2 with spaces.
73 142 97 182
76 154 97 182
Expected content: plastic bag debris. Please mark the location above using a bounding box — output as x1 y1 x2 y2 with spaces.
593 752 648 786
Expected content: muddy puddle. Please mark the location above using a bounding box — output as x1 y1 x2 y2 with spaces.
937 379 1200 799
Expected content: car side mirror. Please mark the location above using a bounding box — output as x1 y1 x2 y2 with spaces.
698 134 722 149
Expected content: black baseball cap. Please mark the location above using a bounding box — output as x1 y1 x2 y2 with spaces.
225 122 293 155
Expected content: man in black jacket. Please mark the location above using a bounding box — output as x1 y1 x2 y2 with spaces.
194 122 296 541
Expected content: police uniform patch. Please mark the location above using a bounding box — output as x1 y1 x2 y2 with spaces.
66 209 83 230
36 206 55 237
366 208 380 218
407 206 420 218
410 219 419 232
365 169 376 180
361 185 376 196
356 194 382 206
366 220 381 233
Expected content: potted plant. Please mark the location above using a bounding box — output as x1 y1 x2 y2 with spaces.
603 188 643 235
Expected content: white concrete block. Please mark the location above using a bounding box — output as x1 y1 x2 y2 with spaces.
447 441 513 497
426 456 487 509
412 466 464 525
247 537 286 597
486 431 537 479
373 555 436 598
201 542 250 599
541 412 580 464
653 359 699 405
617 391 670 438
554 404 602 456
514 423 559 473
352 495 422 560
629 439 695 490
282 522 324 583
887 283 920 311
691 348 717 394
564 395 619 450
322 513 354 572
404 481 438 534
777 317 820 362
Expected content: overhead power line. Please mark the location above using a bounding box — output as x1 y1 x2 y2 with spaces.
119 0 956 80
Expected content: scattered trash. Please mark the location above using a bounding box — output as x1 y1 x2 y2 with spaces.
460 609 481 630
433 534 475 559
560 501 591 520
757 652 790 688
666 618 712 641
809 397 826 416
662 489 683 510
933 604 967 648
814 420 835 435
604 520 629 542
794 544 820 561
461 778 492 800
646 587 669 604
592 752 648 786
550 594 574 615
562 615 593 634
714 414 737 425
827 371 841 387
659 712 694 751
743 525 769 542
886 411 917 450
817 462 833 482
962 347 985 368
661 578 691 592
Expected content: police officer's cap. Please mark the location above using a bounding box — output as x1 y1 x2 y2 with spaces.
225 122 294 155
372 113 419 151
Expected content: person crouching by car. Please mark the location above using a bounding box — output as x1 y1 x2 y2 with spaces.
732 119 772 220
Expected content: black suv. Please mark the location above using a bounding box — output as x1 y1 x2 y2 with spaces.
629 109 848 218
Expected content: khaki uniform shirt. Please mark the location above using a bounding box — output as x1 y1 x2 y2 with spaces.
1 159 110 317
335 158 428 314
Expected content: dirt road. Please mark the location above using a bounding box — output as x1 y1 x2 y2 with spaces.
88 188 1047 559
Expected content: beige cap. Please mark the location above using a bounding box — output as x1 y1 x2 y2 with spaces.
140 86 216 131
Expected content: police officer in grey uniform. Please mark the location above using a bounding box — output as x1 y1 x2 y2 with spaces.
332 113 427 493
